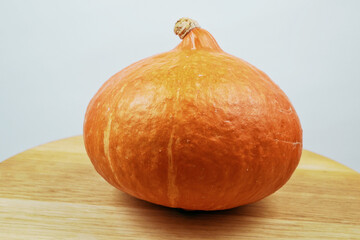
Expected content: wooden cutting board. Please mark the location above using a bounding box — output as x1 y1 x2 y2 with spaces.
0 136 359 239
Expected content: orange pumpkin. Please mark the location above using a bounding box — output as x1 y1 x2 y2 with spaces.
83 18 302 210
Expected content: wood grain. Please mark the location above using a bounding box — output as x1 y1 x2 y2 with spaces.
0 136 359 239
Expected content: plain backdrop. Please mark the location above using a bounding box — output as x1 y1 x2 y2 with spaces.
0 0 359 172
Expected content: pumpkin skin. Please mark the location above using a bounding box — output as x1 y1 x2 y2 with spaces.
83 23 302 211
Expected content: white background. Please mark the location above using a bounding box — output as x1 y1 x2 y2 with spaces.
1 0 359 172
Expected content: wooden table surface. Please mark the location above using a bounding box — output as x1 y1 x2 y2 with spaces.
0 136 359 239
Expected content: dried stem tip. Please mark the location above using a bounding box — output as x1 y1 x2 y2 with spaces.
174 17 200 39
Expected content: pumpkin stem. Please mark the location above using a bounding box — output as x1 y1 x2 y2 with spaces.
174 18 200 39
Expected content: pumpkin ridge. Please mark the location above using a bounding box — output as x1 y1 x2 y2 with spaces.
166 88 180 207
